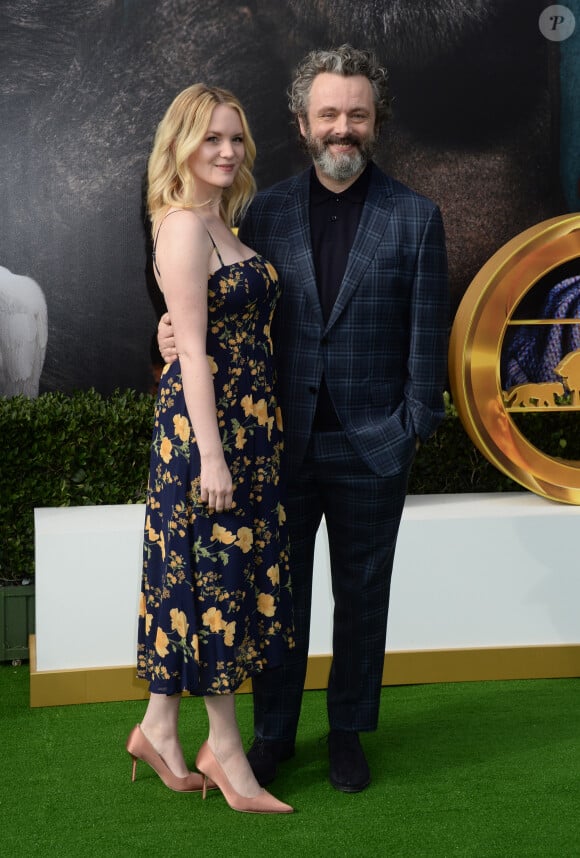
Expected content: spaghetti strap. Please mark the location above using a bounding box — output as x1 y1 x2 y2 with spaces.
206 229 225 268
152 210 225 276
152 209 182 277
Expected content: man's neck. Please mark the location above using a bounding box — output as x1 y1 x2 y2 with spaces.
312 163 368 194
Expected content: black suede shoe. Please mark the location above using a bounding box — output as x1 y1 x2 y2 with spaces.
328 730 371 793
246 738 295 787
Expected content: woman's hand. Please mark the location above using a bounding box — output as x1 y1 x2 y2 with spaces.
200 451 234 512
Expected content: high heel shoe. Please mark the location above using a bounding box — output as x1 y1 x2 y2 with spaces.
195 740 294 814
126 724 206 793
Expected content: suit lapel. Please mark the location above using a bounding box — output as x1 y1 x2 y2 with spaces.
284 170 324 325
325 165 395 332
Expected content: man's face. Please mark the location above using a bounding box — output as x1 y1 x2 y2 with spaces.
298 72 377 185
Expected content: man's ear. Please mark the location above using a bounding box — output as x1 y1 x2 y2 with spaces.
298 115 307 138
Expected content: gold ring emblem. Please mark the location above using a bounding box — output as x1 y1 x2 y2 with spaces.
449 214 580 504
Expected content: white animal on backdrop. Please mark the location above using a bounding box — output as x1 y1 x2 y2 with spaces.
0 266 48 397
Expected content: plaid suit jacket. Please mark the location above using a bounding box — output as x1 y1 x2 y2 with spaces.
239 163 449 477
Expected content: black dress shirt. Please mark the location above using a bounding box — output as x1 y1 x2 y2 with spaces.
309 163 371 430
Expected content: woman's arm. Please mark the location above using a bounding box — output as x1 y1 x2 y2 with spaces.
155 211 233 512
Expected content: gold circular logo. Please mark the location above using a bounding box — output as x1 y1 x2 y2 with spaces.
449 214 580 504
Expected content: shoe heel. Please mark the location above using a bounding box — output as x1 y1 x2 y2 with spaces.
195 741 293 814
125 723 206 793
201 774 208 800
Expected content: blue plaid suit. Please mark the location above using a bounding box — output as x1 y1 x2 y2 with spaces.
239 163 449 740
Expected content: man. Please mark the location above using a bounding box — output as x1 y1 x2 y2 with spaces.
159 44 449 792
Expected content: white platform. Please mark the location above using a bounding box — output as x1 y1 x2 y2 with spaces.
34 493 580 672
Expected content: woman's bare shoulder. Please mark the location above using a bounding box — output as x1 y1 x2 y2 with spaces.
159 207 207 239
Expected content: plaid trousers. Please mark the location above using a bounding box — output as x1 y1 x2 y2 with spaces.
251 429 412 741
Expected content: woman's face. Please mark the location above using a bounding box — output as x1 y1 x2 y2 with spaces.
188 104 245 198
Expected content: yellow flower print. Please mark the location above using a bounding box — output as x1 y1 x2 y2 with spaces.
192 634 199 662
257 593 276 617
278 503 286 525
235 527 253 554
266 564 280 586
263 322 273 352
253 398 268 426
203 606 225 632
139 592 146 618
224 621 236 647
207 355 218 375
170 608 189 639
211 523 236 545
173 414 190 443
266 415 274 440
265 261 278 282
145 613 153 635
275 407 283 431
155 627 169 658
160 436 173 464
145 514 156 542
241 394 254 417
145 516 165 559
235 426 247 450
240 394 269 428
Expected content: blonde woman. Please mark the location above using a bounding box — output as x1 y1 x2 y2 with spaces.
126 84 293 814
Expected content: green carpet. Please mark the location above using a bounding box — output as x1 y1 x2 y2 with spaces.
0 666 578 857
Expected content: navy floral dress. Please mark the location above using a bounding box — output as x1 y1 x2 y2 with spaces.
137 250 294 696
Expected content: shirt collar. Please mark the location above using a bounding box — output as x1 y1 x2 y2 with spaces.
310 161 372 205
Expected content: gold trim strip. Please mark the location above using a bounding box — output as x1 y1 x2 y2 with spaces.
508 319 580 325
28 636 580 708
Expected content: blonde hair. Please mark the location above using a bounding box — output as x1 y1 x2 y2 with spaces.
147 84 256 237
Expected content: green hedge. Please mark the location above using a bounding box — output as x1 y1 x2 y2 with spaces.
0 389 525 585
0 390 154 585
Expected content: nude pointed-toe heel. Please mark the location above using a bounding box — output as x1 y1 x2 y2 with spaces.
195 740 294 814
126 724 206 793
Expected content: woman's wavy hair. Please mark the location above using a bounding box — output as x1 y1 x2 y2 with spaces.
147 84 256 237
288 44 392 133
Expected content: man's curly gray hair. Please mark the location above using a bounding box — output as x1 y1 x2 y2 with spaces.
288 44 392 130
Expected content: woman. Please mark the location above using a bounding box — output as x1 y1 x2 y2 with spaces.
126 84 294 814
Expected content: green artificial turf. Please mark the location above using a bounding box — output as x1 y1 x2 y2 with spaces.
0 665 578 857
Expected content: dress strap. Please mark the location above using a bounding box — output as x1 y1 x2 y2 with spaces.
152 209 183 277
206 229 225 268
152 211 225 276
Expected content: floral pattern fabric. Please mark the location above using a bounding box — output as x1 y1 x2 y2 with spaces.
137 255 294 695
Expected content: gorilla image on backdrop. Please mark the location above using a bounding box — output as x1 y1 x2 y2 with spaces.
0 267 47 397
0 0 567 394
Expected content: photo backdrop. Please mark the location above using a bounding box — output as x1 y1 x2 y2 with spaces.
0 0 573 395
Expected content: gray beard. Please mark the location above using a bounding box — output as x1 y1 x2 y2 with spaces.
305 134 376 183
313 146 366 182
